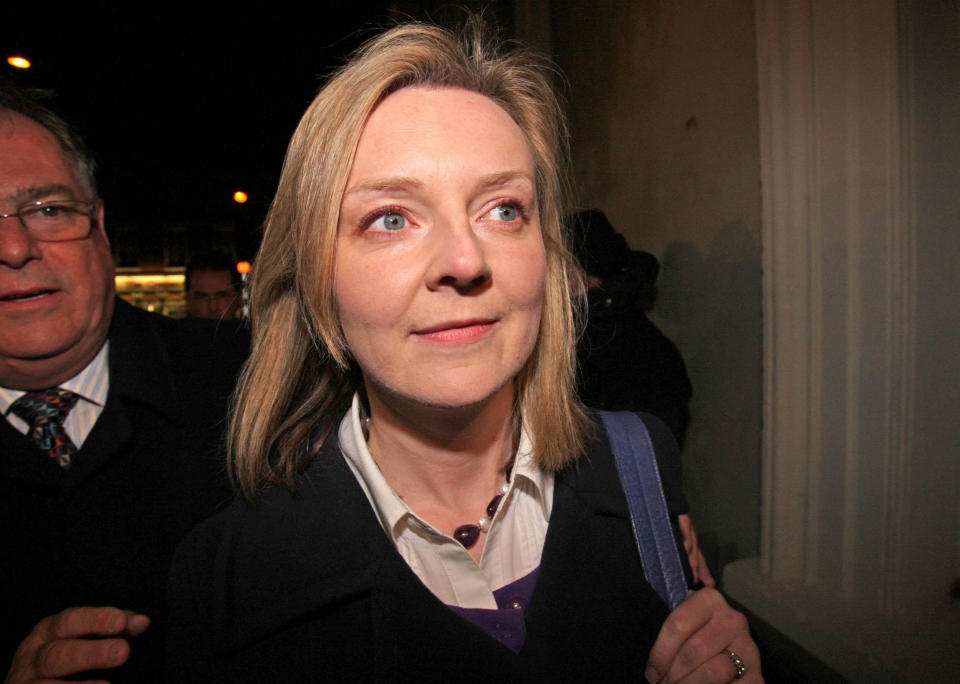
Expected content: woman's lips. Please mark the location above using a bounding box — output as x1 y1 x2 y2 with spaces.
412 319 498 344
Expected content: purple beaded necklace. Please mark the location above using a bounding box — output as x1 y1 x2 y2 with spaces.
362 411 514 550
453 481 510 549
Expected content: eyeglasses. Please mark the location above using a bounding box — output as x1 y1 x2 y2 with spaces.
0 199 98 242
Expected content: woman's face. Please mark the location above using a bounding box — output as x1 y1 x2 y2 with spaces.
334 86 546 410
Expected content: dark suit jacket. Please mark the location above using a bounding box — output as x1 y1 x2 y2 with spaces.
1 299 248 681
168 413 688 682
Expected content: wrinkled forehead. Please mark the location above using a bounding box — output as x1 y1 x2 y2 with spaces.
0 111 87 203
342 86 538 207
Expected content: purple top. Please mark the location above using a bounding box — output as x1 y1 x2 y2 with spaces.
446 567 540 652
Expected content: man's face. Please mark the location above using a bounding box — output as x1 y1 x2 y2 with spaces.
0 113 115 390
186 269 239 320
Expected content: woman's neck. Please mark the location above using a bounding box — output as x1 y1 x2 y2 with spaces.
364 380 516 513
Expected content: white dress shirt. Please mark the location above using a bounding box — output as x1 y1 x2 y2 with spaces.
338 394 554 609
0 342 110 450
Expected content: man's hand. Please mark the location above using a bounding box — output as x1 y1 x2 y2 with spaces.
646 588 762 683
4 607 149 684
678 514 716 588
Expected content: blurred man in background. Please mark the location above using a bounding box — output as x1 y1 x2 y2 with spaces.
184 251 241 320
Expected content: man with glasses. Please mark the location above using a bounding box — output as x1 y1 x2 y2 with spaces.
0 85 248 682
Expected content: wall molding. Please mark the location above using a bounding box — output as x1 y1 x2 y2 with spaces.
726 0 928 679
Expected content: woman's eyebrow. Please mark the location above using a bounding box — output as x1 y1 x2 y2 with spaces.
343 171 534 199
343 176 424 198
474 171 534 190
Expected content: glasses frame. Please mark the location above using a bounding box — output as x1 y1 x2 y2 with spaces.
0 199 99 242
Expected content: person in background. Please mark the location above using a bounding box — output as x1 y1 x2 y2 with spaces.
571 209 692 446
184 251 241 320
0 83 248 683
167 20 756 682
571 209 714 586
567 209 716 587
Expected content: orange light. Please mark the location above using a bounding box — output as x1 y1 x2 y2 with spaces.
7 56 31 69
236 261 251 274
233 190 248 204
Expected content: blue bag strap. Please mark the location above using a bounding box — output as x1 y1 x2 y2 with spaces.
599 411 688 610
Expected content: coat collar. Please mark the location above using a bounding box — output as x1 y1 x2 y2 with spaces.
107 298 191 427
210 431 393 652
0 299 245 491
210 417 669 661
0 300 168 490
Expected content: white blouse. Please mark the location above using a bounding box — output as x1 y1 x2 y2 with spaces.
338 394 554 609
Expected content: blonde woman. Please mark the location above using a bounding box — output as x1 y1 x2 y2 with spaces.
168 20 761 683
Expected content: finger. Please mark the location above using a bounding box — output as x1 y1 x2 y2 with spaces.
697 554 717 588
662 598 752 683
690 547 716 588
34 637 130 679
678 515 694 554
690 554 703 587
664 614 746 682
681 516 700 567
122 611 151 637
674 639 762 683
645 589 720 682
673 649 737 683
35 607 129 642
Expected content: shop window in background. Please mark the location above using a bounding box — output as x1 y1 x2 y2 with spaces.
115 268 187 318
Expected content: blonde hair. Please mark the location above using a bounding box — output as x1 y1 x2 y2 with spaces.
230 19 589 502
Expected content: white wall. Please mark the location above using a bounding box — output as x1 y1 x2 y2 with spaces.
722 1 960 680
530 0 764 567
519 0 960 679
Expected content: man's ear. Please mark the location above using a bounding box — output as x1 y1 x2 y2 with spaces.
93 200 110 246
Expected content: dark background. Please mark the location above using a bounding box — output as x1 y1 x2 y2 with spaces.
3 2 513 266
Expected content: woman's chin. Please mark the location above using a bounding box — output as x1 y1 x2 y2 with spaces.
365 374 514 416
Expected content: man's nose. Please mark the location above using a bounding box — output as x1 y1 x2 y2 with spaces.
206 299 221 318
425 217 492 294
0 218 41 269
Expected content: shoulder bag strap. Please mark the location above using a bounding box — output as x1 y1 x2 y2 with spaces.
599 410 688 610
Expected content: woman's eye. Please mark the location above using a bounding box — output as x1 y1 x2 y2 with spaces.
372 212 406 231
486 203 521 222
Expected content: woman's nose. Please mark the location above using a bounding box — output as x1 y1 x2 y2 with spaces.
425 218 491 294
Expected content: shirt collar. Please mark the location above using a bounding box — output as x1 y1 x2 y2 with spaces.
0 341 110 413
512 422 553 521
338 394 410 539
337 393 551 541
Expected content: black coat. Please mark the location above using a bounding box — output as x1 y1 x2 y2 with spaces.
167 413 688 682
1 299 248 681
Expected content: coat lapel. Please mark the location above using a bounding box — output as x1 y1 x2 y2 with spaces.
521 427 672 678
0 420 69 489
205 416 673 679
210 447 388 653
210 432 527 678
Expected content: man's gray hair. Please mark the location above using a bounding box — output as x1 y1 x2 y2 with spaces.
0 78 98 199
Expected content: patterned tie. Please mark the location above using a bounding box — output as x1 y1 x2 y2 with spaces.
8 388 79 468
